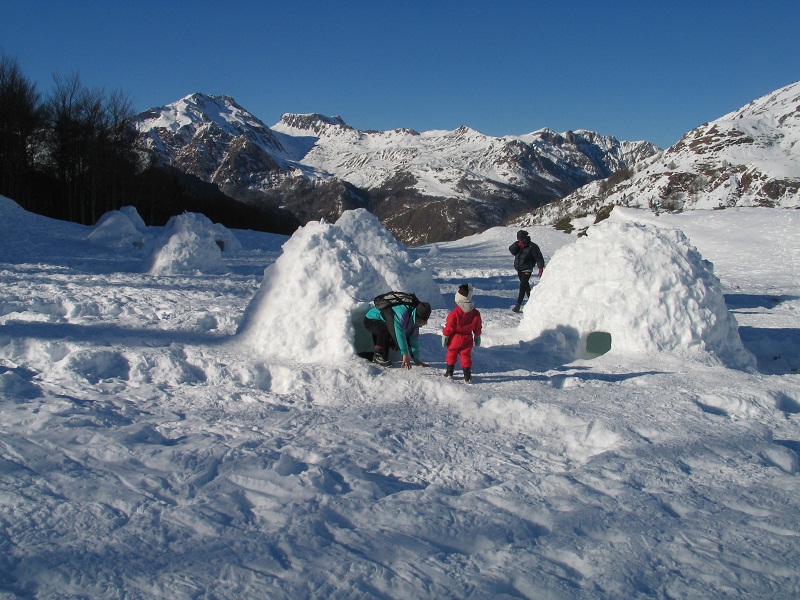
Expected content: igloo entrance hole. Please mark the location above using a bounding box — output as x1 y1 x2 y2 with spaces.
583 331 612 358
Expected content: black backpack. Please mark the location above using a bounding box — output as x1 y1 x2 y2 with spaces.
373 291 420 311
373 292 420 349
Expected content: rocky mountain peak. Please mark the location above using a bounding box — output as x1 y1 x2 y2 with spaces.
277 113 351 135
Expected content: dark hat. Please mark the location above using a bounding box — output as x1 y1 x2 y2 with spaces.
415 302 432 321
517 230 529 241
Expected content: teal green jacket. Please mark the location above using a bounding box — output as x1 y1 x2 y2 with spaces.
365 305 421 359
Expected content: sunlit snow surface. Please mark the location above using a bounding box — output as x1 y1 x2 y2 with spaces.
1 196 799 599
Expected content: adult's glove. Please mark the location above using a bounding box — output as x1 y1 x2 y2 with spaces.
441 335 449 347
538 267 544 277
474 335 481 347
518 241 525 248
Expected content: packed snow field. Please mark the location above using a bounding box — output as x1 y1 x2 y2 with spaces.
1 196 799 599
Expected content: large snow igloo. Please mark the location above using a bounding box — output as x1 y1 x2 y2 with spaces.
517 220 756 369
236 211 443 363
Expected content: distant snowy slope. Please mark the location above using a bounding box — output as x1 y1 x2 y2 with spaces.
519 80 800 225
270 114 659 200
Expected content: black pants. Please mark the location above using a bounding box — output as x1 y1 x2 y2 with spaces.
516 271 532 305
364 316 393 354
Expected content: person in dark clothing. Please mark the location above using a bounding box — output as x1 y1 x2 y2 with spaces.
508 230 545 312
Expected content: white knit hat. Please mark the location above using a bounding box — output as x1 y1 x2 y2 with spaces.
455 283 474 312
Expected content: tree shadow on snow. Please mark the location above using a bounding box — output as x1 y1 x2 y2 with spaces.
0 320 229 348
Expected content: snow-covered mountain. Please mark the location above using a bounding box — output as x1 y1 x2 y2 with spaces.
517 80 800 226
132 93 659 244
133 93 289 189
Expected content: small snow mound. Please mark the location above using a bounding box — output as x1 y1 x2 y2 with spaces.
518 220 756 369
87 208 148 249
236 220 389 362
0 195 28 220
119 206 147 231
145 212 239 275
335 209 444 307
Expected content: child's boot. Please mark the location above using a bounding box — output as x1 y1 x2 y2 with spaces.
463 367 472 383
444 364 455 378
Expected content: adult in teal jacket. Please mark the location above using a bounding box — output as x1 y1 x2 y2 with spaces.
364 301 431 369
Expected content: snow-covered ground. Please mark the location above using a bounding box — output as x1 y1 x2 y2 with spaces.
1 196 799 599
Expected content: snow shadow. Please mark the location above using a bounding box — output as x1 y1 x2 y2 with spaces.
361 471 426 495
774 439 800 453
0 364 42 399
472 364 664 387
437 275 522 295
3 254 146 274
0 320 229 347
443 325 666 385
772 391 800 415
724 293 796 311
738 326 800 375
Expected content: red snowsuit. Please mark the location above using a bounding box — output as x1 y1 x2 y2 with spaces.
442 306 482 368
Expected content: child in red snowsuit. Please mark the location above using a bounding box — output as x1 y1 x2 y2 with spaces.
442 283 482 383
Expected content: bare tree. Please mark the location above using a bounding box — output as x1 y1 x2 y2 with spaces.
44 72 136 223
46 72 85 221
0 52 47 207
100 88 136 219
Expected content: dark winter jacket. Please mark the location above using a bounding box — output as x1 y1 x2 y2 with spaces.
509 237 545 273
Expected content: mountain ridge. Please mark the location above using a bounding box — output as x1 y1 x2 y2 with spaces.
514 80 800 228
132 95 659 243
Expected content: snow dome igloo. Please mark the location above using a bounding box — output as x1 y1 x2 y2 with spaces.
237 221 385 363
236 212 442 363
518 220 756 369
87 206 149 249
145 212 241 275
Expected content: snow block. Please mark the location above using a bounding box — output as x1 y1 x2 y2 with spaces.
237 221 388 363
87 208 148 249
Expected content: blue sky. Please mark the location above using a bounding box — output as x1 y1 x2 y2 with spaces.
2 0 798 149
